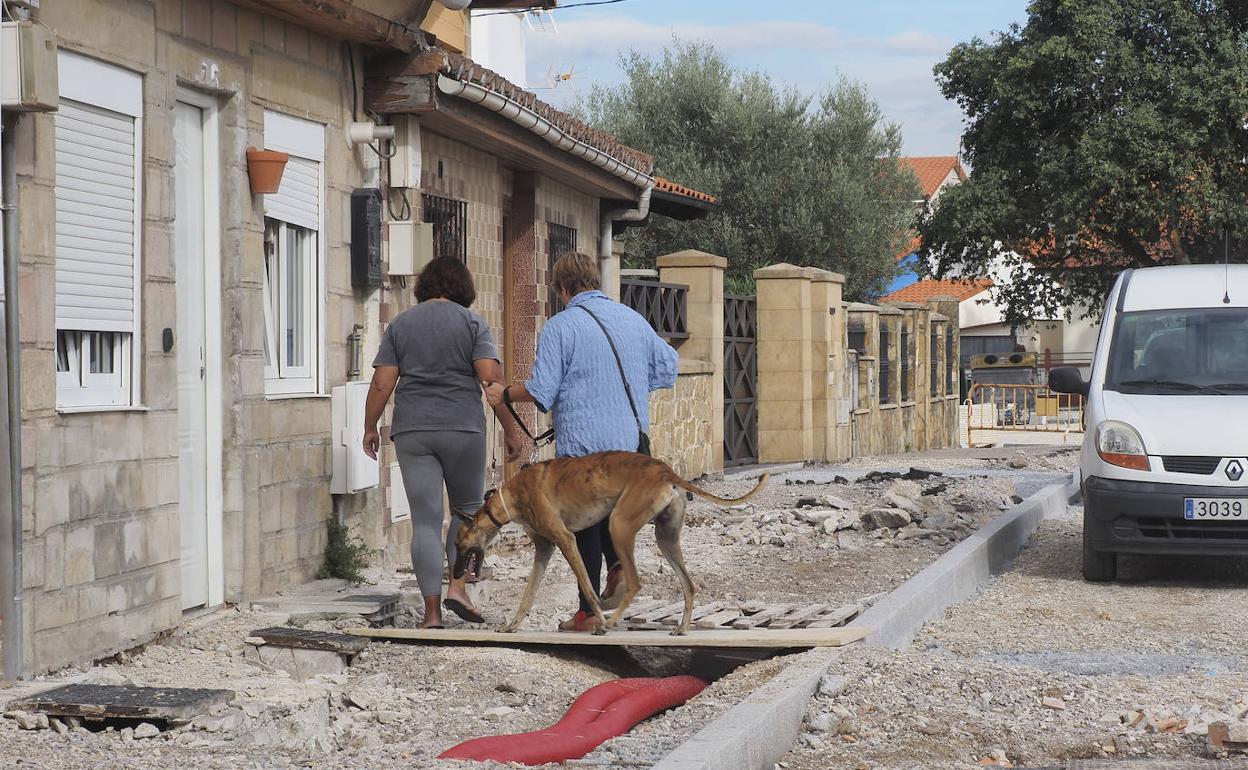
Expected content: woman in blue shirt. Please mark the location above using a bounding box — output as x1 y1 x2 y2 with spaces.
486 252 679 631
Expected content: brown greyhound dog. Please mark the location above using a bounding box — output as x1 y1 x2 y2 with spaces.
452 451 768 636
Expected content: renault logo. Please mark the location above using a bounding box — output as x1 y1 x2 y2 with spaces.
1228 461 1245 482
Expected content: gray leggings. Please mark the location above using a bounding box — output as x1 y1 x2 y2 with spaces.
393 430 487 598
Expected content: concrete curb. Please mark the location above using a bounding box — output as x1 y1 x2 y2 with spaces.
849 477 1075 649
652 647 841 770
652 474 1078 770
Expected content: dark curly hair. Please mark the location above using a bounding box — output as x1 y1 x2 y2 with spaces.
415 256 477 307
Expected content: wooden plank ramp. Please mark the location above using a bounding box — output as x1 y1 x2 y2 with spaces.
347 625 867 649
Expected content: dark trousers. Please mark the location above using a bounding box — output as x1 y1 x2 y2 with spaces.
575 519 619 613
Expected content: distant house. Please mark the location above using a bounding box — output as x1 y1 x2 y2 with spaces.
887 156 968 294
882 271 1099 381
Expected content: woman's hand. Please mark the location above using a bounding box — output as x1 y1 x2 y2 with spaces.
485 382 507 407
504 428 526 462
363 427 381 460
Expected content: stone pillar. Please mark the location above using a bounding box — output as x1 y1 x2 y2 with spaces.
602 239 625 301
928 296 960 450
809 271 844 461
505 172 538 478
755 264 815 463
658 250 727 472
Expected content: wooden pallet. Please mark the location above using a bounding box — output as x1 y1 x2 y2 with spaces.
619 598 862 632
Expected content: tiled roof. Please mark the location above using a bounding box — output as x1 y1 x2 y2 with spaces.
882 278 992 304
654 177 718 204
440 50 654 176
901 156 967 199
894 235 921 262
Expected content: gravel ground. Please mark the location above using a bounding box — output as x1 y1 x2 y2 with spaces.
0 448 1073 769
782 503 1248 770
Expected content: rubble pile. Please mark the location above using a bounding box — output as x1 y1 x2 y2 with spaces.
712 474 1016 552
786 649 1248 769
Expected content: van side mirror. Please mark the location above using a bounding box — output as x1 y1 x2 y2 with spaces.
1048 366 1089 397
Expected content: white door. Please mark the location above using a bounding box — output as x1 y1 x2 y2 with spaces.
174 100 219 610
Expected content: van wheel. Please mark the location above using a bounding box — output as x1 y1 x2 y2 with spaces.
1082 526 1117 582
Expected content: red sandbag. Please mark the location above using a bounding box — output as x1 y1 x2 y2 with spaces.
438 675 708 765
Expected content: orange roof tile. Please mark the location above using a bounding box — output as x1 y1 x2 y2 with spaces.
901 156 967 199
894 235 921 262
882 278 992 304
654 177 718 204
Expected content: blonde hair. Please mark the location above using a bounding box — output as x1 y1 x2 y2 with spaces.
551 251 600 296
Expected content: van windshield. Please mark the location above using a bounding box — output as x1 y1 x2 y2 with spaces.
1106 308 1248 395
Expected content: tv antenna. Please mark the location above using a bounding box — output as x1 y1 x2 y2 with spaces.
526 9 558 34
533 63 581 97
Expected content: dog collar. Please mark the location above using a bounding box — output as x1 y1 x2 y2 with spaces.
485 492 509 529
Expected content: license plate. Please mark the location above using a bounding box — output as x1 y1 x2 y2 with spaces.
1184 498 1247 519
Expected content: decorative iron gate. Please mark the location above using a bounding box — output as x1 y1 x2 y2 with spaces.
724 294 758 467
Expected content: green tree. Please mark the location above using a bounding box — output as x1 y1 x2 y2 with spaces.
580 41 920 299
921 0 1248 326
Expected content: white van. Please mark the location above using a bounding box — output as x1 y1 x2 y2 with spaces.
1050 264 1248 581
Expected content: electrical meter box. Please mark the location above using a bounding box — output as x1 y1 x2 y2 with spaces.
350 188 383 287
387 220 434 277
1 21 58 112
330 382 378 495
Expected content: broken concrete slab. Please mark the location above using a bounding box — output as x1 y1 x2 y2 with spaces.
243 645 348 680
10 684 234 724
250 627 371 655
1210 721 1248 752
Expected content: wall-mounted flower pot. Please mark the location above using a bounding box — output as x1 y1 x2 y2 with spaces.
246 147 289 195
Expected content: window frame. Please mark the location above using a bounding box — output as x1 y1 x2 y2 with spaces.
53 52 144 411
261 110 326 397
56 330 133 409
422 192 468 263
546 221 577 316
262 219 318 393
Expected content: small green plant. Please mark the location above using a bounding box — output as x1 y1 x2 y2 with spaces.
319 517 370 584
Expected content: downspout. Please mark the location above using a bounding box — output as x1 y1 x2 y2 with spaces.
0 113 24 681
599 185 651 300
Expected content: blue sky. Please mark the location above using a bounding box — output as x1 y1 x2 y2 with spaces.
523 0 1031 156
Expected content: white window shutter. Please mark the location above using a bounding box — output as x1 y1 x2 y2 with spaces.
263 156 319 231
54 100 137 333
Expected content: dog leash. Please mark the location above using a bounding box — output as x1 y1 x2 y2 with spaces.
503 386 555 449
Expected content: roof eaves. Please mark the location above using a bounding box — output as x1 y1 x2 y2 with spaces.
438 49 654 178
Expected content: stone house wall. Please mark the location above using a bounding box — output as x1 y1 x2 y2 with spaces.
8 0 617 675
752 264 961 464
648 362 715 480
9 0 388 673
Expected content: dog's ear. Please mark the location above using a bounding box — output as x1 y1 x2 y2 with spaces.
484 488 497 501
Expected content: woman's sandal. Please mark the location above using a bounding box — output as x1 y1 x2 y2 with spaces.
443 598 485 624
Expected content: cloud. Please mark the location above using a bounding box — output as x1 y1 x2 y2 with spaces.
529 17 847 58
524 17 963 155
883 30 955 56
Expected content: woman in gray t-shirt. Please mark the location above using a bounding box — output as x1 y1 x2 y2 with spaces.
364 257 523 628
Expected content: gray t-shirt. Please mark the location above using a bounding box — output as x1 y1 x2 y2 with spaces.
373 300 499 436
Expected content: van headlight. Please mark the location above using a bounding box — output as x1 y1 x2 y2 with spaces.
1096 420 1150 471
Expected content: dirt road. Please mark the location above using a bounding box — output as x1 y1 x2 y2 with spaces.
783 504 1248 770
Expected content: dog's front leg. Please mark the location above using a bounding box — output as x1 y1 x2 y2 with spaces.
553 532 609 635
498 537 554 634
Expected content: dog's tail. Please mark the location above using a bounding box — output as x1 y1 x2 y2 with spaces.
675 474 769 505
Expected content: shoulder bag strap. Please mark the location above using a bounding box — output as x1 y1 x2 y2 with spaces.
577 304 644 433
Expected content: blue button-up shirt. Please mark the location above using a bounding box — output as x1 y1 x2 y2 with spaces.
526 290 679 457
